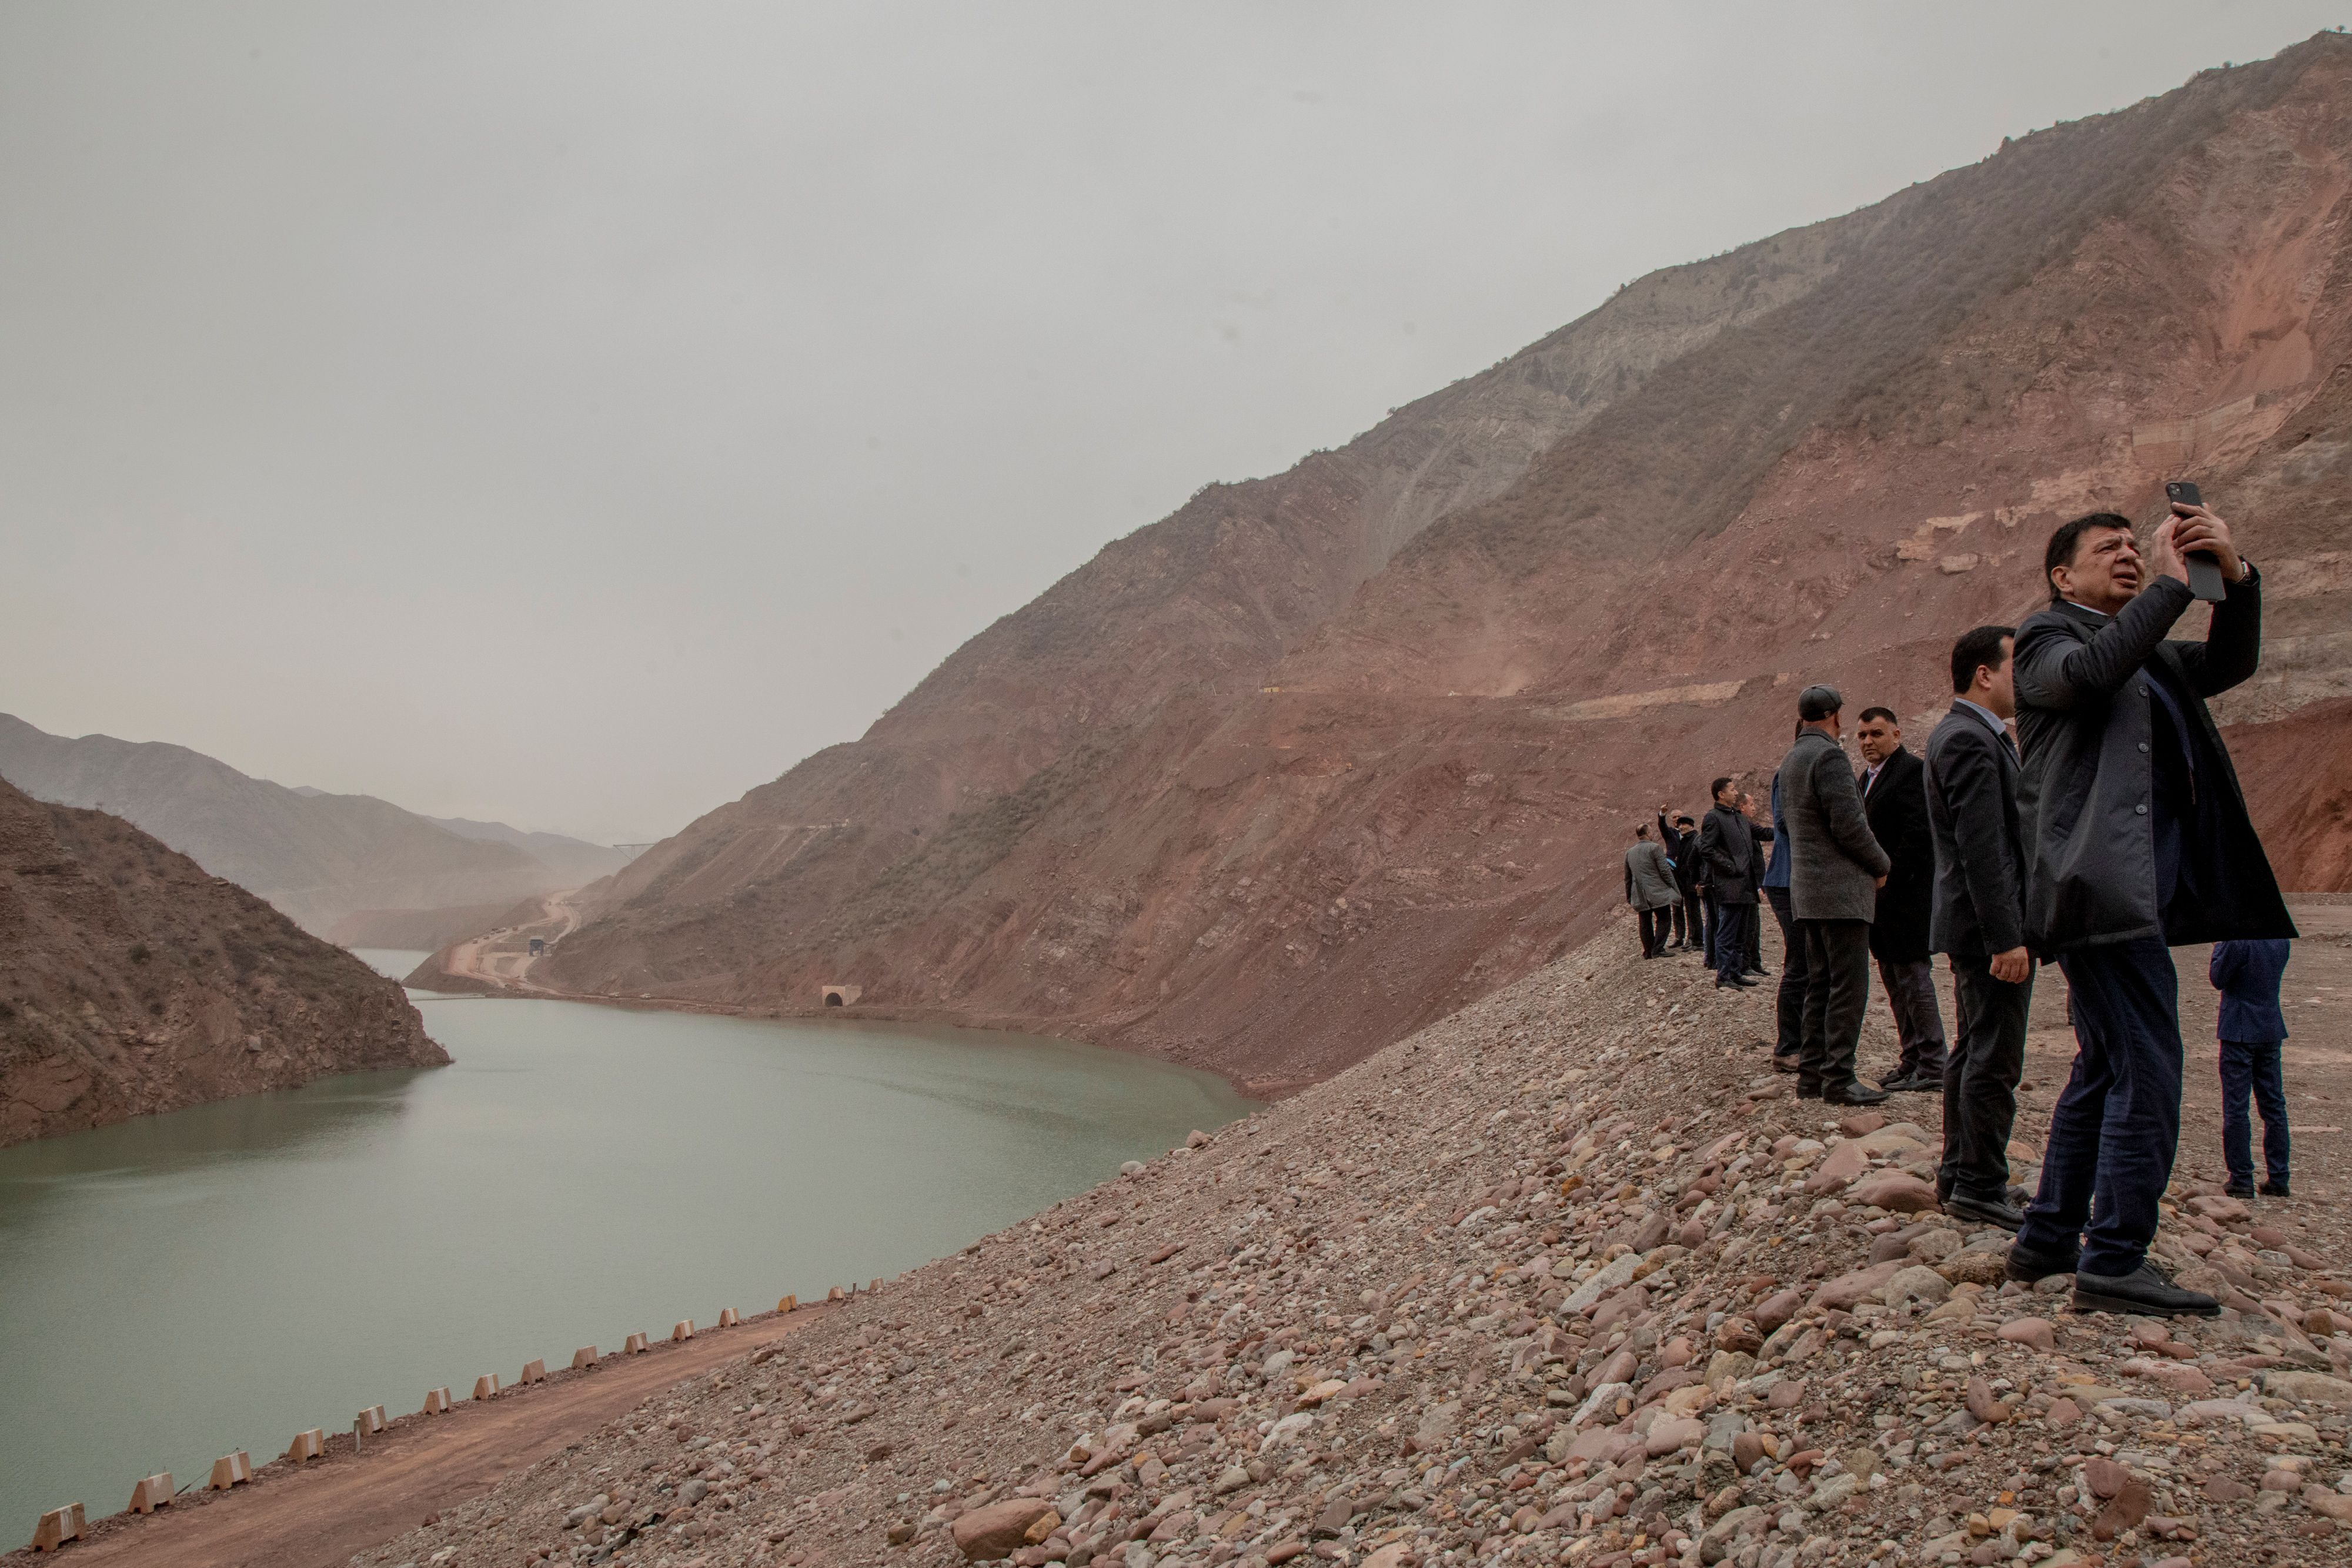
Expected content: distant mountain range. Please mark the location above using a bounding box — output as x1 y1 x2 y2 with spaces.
0 714 630 938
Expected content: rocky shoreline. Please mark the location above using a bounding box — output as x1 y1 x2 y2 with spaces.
336 917 2350 1568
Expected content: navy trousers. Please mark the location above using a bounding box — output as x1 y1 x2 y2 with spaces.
1765 887 1807 1061
2016 937 2182 1278
1712 901 1752 984
2219 1038 2290 1186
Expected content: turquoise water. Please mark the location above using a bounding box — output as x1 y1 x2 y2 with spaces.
0 954 1254 1532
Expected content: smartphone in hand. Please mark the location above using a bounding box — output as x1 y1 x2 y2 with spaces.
2164 480 2227 601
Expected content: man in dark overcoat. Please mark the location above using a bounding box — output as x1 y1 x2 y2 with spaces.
2006 504 2296 1318
1856 707 1946 1092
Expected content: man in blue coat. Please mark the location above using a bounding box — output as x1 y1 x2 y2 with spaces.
2210 938 2292 1199
2005 503 2296 1318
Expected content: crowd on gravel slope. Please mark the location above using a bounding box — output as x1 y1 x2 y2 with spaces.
352 921 2351 1568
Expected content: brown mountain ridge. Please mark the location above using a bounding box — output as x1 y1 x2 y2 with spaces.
420 35 2352 1092
0 777 446 1146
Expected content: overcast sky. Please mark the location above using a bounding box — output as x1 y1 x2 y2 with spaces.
1 4 2340 844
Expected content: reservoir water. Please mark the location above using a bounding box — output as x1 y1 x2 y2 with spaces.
0 954 1255 1533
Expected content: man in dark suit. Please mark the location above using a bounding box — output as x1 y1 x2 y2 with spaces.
1925 626 2033 1231
1780 686 1891 1105
1693 777 1768 990
2006 504 2296 1318
1656 808 1704 952
1856 706 1945 1092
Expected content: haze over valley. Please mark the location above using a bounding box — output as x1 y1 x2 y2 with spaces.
11 12 2352 1568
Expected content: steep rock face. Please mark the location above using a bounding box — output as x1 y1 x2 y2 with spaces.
536 215 1858 986
496 38 2352 1090
0 715 622 934
0 778 447 1146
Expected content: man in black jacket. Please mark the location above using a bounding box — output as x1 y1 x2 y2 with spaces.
1693 778 1768 990
1856 707 1946 1092
2007 505 2296 1318
1926 626 2033 1231
1656 809 1704 952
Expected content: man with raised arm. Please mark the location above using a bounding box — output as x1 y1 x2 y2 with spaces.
2004 503 2296 1318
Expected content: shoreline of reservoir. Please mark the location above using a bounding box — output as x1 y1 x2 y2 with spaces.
0 955 1255 1539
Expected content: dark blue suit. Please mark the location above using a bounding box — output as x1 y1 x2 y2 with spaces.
2212 938 2291 1188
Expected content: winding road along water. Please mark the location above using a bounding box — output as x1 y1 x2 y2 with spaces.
0 954 1254 1536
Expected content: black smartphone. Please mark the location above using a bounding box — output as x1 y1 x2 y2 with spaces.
2164 480 2227 601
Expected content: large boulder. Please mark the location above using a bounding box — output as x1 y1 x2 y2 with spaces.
953 1500 1058 1561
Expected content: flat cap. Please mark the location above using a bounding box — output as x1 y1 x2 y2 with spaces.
1798 683 1844 720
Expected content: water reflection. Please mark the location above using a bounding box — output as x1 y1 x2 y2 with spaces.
0 957 1253 1532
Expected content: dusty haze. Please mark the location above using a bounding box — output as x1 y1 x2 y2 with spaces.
3 3 2346 841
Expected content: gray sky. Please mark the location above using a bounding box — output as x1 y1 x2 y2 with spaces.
2 3 2340 844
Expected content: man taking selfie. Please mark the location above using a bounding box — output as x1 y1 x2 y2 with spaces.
2006 501 2296 1317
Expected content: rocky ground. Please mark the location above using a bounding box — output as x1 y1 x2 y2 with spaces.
340 900 2352 1568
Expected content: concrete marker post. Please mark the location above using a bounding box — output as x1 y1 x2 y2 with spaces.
571 1345 599 1370
284 1429 326 1463
672 1319 694 1343
519 1358 547 1385
777 1294 798 1313
718 1307 740 1328
624 1332 649 1355
31 1503 85 1552
128 1474 174 1514
472 1373 500 1401
422 1387 453 1415
206 1452 252 1490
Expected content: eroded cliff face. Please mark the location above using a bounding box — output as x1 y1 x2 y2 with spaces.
457 37 2352 1092
0 778 447 1146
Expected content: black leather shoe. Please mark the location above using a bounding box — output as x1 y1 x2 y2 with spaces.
1944 1193 2026 1232
2224 1179 2256 1199
1877 1074 1942 1093
2004 1242 2077 1283
2073 1262 2221 1318
1824 1081 1889 1106
1716 974 1758 989
1796 1085 1824 1101
1770 1055 1800 1074
2259 1179 2291 1198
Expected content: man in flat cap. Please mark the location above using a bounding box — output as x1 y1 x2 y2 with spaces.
1779 684 1892 1105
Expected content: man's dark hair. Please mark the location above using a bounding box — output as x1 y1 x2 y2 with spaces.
1950 624 2015 693
1857 706 1897 726
2044 513 2133 603
1709 775 1733 801
1675 814 1694 828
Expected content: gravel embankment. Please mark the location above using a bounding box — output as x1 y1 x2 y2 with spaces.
356 921 2352 1568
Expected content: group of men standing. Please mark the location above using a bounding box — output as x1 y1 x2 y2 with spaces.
1626 496 2297 1318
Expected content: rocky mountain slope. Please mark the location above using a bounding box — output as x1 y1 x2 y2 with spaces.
454 36 2352 1092
0 714 627 937
0 777 447 1146
355 915 2352 1568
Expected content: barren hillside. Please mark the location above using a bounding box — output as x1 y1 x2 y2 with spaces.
349 914 2352 1568
437 36 2352 1092
0 777 447 1146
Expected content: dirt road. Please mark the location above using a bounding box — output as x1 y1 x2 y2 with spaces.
434 891 582 994
22 1308 823 1568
